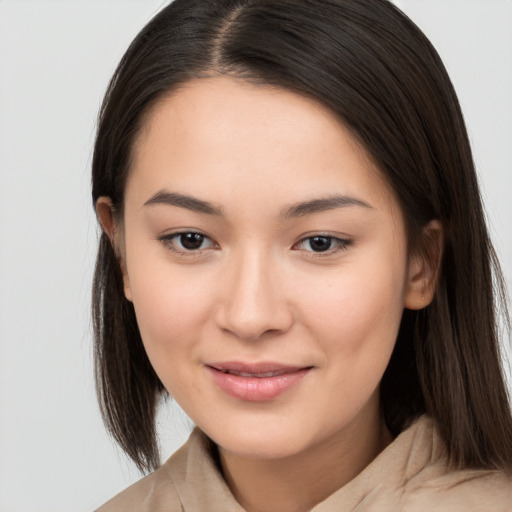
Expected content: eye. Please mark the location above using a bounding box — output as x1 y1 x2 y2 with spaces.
158 232 216 253
294 235 351 253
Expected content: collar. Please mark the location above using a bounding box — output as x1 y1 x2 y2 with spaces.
162 415 444 511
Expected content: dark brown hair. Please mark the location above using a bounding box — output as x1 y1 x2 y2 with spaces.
92 0 512 473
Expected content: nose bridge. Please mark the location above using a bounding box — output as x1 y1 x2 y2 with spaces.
217 243 292 340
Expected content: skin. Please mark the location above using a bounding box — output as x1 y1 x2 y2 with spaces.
97 76 440 512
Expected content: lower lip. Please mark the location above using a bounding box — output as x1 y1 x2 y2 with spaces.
206 367 311 401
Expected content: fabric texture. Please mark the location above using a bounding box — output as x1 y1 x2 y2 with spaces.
96 416 512 511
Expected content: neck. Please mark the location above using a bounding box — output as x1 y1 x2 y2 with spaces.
218 400 392 512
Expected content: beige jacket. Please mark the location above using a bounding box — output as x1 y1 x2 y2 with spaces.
97 416 512 511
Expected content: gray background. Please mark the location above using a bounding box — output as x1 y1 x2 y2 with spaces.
0 1 510 511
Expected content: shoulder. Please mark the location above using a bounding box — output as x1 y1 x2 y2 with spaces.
389 416 512 511
95 453 183 512
95 428 242 512
320 416 512 511
402 466 512 511
95 429 202 512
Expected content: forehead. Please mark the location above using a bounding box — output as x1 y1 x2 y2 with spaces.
127 76 396 216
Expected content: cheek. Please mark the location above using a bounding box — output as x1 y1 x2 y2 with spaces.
125 255 213 364
298 257 407 421
128 268 214 402
298 251 407 355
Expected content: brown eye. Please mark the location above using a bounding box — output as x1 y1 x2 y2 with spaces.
308 236 333 252
180 233 206 250
295 235 351 254
159 231 216 253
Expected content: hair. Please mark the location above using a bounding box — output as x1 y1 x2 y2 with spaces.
91 0 512 473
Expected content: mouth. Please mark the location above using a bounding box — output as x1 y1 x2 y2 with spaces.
206 361 312 401
216 369 292 378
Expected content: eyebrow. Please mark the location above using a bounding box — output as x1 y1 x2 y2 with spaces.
144 191 223 215
280 195 373 219
143 190 372 218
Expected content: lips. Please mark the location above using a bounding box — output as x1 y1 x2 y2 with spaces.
218 369 290 378
206 361 312 401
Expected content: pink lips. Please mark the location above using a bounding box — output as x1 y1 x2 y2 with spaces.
206 361 311 401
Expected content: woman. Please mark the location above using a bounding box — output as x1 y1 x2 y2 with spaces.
92 0 512 510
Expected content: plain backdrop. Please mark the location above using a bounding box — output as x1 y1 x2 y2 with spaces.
0 1 511 511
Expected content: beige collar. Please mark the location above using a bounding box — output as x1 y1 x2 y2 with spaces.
161 416 511 511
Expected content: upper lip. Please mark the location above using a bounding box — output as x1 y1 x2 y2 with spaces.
207 361 311 377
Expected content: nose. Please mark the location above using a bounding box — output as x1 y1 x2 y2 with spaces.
215 249 294 341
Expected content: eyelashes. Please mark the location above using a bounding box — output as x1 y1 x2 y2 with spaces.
293 235 351 253
157 231 217 256
157 231 352 257
163 232 216 251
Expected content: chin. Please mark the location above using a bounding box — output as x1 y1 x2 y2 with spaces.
200 415 321 461
218 434 307 461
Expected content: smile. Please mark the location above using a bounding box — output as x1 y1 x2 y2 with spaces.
206 362 312 401
218 369 290 378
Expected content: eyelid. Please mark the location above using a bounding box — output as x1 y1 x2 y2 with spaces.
157 230 218 255
292 233 353 255
156 230 352 257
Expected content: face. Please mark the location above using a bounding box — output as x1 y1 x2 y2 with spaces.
106 76 427 461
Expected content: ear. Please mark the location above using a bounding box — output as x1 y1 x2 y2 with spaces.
96 197 133 302
404 220 443 310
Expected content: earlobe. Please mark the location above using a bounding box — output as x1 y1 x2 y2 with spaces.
95 197 133 302
404 220 443 310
